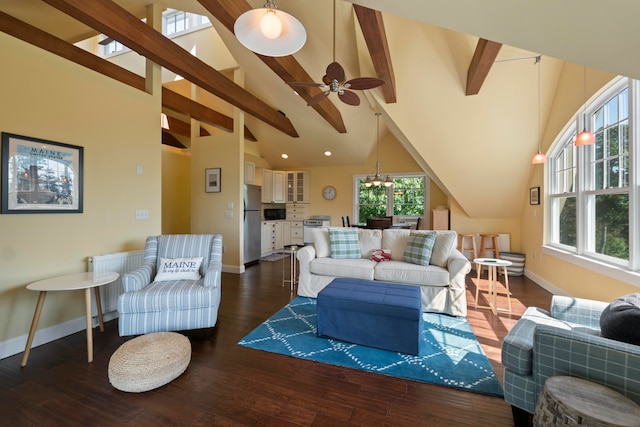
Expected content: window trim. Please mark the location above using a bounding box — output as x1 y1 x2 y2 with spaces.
352 172 429 225
545 76 640 287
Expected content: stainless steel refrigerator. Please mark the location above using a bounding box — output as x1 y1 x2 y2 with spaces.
244 184 262 264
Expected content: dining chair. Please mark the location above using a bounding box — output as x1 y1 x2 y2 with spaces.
366 217 392 229
414 217 422 230
341 216 351 227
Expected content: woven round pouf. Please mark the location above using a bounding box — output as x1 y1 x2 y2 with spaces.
108 332 191 393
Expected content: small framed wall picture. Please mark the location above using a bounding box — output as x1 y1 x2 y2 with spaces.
205 168 221 193
530 186 540 205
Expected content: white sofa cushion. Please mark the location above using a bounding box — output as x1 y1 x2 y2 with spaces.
374 261 449 286
430 231 458 267
382 229 411 261
312 228 330 258
358 228 383 259
309 257 376 280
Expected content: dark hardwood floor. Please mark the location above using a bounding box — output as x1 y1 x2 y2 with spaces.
0 259 552 426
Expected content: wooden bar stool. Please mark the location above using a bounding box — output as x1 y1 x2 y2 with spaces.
478 233 501 277
458 234 477 269
478 234 500 259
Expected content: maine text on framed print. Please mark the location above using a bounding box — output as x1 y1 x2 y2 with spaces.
530 186 540 205
1 133 84 214
205 168 221 193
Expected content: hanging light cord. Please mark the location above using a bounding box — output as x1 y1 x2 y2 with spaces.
537 56 541 152
376 112 381 175
332 0 336 63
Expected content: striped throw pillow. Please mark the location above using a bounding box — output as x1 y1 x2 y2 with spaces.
328 227 361 259
403 232 436 266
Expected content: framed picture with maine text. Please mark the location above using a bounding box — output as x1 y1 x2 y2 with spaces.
530 186 540 205
1 132 83 214
205 168 221 193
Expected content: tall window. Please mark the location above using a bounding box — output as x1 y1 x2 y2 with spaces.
548 78 633 268
355 175 425 225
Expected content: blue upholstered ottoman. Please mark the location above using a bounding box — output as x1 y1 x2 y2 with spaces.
317 278 422 355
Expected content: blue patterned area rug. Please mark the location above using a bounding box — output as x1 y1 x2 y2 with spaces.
238 297 503 397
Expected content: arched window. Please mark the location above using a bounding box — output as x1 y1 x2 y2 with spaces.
547 77 636 272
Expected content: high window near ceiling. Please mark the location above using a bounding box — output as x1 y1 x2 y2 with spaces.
547 77 638 280
98 9 211 57
354 175 426 225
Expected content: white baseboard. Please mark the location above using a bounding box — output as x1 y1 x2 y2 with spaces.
0 311 119 361
223 264 244 274
524 269 572 297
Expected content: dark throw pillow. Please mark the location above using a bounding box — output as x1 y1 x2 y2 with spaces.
600 293 640 346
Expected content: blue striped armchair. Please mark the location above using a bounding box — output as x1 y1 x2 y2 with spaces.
501 295 640 424
117 234 223 336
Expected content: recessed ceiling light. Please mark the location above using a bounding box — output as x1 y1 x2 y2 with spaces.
324 151 332 156
281 154 288 159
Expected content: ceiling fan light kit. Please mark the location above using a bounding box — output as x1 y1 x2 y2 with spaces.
234 0 307 57
287 0 384 106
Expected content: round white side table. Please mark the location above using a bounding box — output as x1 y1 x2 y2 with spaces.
473 258 512 315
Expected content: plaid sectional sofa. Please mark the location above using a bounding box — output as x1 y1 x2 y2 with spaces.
501 295 640 415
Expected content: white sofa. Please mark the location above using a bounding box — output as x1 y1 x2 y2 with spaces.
296 228 471 316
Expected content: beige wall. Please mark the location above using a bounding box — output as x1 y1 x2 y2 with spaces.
0 34 161 346
162 146 191 234
521 64 639 299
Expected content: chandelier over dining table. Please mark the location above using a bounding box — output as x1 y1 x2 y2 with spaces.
364 112 393 187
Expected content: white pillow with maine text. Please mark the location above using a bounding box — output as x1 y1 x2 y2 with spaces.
155 257 203 282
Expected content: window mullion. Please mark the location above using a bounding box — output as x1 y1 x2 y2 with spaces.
629 79 639 270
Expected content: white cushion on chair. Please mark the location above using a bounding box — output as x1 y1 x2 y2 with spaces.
154 257 203 281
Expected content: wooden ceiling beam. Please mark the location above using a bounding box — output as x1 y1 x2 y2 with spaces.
0 11 257 142
40 0 298 137
353 5 396 104
0 10 145 91
466 38 502 96
197 0 347 134
162 89 257 141
161 130 186 148
165 116 210 138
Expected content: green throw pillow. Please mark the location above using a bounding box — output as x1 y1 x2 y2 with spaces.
328 227 361 259
403 232 437 266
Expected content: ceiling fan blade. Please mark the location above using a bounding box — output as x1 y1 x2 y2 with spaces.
288 81 326 88
344 77 385 90
338 90 360 106
326 62 346 83
307 91 330 106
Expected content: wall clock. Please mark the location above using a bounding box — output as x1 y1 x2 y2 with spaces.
322 185 337 200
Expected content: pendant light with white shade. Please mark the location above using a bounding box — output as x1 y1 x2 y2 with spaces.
234 0 307 57
575 65 596 146
531 56 547 164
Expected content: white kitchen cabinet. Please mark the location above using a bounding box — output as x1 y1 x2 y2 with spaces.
276 221 290 249
261 221 276 256
285 203 308 220
261 221 292 256
261 169 273 203
261 169 286 203
272 171 286 203
244 161 255 184
289 220 304 246
286 171 309 203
